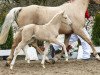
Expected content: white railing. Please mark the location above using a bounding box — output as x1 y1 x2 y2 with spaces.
0 49 25 56
0 46 100 57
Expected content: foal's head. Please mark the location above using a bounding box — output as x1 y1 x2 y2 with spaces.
51 11 72 25
60 11 72 25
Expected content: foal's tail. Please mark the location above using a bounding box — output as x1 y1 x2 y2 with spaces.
0 7 22 44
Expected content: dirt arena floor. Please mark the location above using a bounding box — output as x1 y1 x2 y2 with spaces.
0 58 100 75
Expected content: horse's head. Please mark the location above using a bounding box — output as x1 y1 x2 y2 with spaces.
60 11 72 25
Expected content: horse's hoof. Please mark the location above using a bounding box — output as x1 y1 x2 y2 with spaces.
45 60 51 64
51 59 56 64
6 57 12 66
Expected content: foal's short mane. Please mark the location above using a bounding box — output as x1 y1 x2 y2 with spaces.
48 12 63 25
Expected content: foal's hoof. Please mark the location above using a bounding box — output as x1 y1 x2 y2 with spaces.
51 59 56 64
65 59 68 62
27 60 30 64
95 54 100 61
41 63 46 68
5 61 11 66
42 64 46 68
10 65 13 70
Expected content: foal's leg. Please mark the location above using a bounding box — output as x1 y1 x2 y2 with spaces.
54 40 68 61
74 28 100 60
52 35 70 63
31 41 50 63
10 41 27 70
53 39 68 61
41 42 50 68
23 46 30 63
6 32 22 66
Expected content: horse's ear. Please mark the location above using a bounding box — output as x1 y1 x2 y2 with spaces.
59 11 65 16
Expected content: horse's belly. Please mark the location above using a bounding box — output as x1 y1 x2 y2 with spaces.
59 24 72 34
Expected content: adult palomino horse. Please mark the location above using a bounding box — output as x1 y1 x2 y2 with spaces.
10 11 72 69
0 0 100 65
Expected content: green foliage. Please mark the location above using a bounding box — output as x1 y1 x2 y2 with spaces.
0 10 13 49
92 12 100 46
0 26 13 49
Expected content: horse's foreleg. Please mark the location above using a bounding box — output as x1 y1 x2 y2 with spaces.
74 28 100 60
61 34 70 56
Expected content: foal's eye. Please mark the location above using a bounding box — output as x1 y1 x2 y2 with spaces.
65 17 67 19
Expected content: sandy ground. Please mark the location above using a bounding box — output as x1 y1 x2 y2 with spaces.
0 58 100 75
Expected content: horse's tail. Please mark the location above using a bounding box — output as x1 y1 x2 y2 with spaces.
0 7 22 44
13 27 23 39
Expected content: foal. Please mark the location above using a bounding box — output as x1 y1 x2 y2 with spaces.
10 11 72 69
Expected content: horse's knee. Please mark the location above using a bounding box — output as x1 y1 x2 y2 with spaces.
12 42 19 50
14 48 20 55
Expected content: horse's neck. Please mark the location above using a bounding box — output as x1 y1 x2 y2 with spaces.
75 0 89 12
60 0 89 12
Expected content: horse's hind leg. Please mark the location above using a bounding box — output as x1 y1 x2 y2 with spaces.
6 32 22 66
31 40 43 55
74 28 100 60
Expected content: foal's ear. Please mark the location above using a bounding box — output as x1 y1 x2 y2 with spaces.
61 11 65 15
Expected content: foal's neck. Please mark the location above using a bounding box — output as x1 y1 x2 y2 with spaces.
47 15 61 30
49 15 61 25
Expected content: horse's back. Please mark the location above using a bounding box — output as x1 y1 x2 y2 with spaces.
17 5 61 27
17 3 73 34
